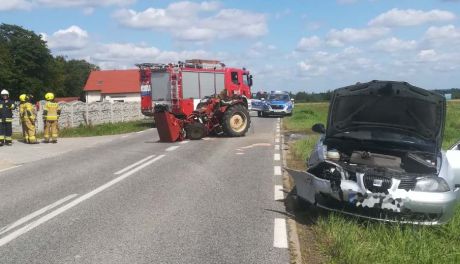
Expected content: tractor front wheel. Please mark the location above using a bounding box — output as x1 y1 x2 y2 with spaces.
185 122 206 140
222 104 251 137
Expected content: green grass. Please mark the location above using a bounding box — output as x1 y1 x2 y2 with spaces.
444 101 460 149
316 210 460 264
13 120 153 139
283 103 329 133
284 101 460 264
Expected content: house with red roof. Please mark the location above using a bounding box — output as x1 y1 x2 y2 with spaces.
83 69 140 103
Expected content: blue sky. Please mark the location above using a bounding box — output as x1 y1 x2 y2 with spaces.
1 0 460 92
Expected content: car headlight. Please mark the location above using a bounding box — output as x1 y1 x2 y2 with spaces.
414 177 450 192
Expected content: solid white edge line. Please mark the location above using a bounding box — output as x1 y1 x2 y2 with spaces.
274 153 281 161
274 185 284 201
274 166 282 176
114 155 156 175
0 194 78 236
0 155 165 247
166 146 180 152
274 218 288 248
0 165 22 173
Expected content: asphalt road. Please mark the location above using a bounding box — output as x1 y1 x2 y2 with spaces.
0 114 288 264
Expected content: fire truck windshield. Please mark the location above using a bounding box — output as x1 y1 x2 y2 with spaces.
243 74 252 86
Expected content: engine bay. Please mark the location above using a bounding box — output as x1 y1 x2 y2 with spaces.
308 149 438 193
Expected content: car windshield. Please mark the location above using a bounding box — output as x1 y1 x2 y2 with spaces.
243 74 249 86
269 94 289 101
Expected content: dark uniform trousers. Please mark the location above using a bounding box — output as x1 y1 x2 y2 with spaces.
0 100 15 144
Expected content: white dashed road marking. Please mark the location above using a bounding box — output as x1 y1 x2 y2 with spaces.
274 166 282 176
275 138 280 143
0 155 165 247
274 153 280 161
0 194 78 236
274 145 280 150
114 155 156 175
179 140 190 144
0 165 22 173
274 185 284 201
273 218 288 248
166 146 180 152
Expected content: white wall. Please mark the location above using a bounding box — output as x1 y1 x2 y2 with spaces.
12 101 145 133
103 93 140 103
86 91 101 103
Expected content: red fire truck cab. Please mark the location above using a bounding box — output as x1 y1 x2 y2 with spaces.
138 60 253 116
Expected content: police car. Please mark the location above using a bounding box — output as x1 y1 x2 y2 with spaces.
251 91 294 117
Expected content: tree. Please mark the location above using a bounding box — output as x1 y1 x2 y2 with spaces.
61 58 99 98
0 23 54 100
0 23 99 101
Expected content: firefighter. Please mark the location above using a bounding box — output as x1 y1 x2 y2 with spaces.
43 92 61 143
19 94 37 144
0 89 16 146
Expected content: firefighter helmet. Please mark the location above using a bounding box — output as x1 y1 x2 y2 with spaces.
45 92 55 101
1 89 9 96
19 94 28 102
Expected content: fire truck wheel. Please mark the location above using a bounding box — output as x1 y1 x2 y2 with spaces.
222 104 251 137
185 122 206 140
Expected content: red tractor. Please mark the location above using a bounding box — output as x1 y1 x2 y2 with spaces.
154 95 251 142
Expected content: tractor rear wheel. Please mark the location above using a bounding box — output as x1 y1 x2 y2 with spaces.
222 104 251 137
185 122 206 140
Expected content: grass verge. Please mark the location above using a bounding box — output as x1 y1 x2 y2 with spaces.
284 101 460 264
13 119 153 139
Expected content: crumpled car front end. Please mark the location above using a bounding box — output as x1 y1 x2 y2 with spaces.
290 81 460 224
290 144 460 224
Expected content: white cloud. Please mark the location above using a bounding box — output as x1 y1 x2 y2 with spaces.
36 0 135 7
369 8 456 27
247 42 277 58
296 36 322 51
326 27 390 46
274 8 291 19
51 39 217 70
424 24 460 44
0 0 134 11
297 48 377 77
417 49 438 62
0 0 32 11
373 37 417 52
47 26 89 51
114 2 267 42
337 0 358 4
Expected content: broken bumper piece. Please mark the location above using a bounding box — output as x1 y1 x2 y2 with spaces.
287 168 460 225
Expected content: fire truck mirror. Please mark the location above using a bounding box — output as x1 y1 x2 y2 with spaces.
248 75 253 87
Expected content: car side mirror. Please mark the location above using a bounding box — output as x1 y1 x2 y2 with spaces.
312 123 326 134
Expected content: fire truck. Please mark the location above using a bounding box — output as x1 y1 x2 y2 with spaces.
137 59 253 116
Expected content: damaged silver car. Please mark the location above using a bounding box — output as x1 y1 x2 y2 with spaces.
289 80 460 224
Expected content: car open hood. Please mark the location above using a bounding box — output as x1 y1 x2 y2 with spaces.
326 81 446 153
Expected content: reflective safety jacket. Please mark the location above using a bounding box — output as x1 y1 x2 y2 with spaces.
0 99 16 122
19 102 36 121
43 101 61 121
